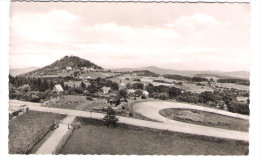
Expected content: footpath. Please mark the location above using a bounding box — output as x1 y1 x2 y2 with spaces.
35 115 76 154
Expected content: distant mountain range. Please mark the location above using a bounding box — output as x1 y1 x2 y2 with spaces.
9 56 250 80
10 67 39 77
112 66 250 80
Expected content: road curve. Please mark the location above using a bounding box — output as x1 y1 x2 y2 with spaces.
9 100 249 142
133 101 249 142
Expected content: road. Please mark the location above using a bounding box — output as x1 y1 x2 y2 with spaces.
35 115 76 154
133 101 249 142
9 99 249 142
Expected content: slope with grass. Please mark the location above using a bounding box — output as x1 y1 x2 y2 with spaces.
159 108 249 132
9 111 65 154
59 117 248 155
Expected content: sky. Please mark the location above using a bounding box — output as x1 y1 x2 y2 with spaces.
9 2 250 71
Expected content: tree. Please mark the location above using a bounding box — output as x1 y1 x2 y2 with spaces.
168 87 181 98
110 82 119 91
80 81 86 90
119 89 127 99
60 80 65 89
134 89 143 96
102 107 119 128
49 81 54 90
73 71 80 77
41 79 49 92
158 92 168 100
192 77 208 82
126 83 132 89
198 91 216 103
132 83 144 90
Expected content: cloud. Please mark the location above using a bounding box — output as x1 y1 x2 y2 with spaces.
10 9 78 48
166 13 229 32
9 6 250 71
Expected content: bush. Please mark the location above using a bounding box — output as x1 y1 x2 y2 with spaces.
102 107 119 128
132 83 144 90
86 96 93 101
158 93 169 100
134 89 143 97
133 79 141 82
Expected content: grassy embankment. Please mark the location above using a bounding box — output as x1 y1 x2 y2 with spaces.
59 117 248 155
9 111 65 154
159 108 249 132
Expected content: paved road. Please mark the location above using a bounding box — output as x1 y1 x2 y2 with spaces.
133 101 249 141
35 115 76 154
9 100 249 142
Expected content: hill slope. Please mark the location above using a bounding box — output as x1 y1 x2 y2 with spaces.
20 56 102 77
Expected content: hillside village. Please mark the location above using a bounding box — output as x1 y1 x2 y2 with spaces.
9 55 250 117
8 55 250 155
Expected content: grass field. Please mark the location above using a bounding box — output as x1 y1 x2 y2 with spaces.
177 82 214 93
59 117 248 155
159 108 249 132
43 95 107 110
9 111 65 154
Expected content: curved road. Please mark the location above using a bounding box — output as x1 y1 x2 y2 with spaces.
133 101 249 142
9 100 249 142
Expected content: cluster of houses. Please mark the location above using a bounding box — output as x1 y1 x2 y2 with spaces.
60 66 109 73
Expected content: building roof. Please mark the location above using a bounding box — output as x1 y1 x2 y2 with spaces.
102 86 111 90
54 84 64 92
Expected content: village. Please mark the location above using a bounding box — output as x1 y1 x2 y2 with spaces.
9 56 250 121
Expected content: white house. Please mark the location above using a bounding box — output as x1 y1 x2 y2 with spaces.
119 83 126 89
81 67 87 70
53 84 64 93
127 89 135 96
66 66 72 71
102 87 111 94
142 90 149 98
78 76 84 80
85 76 92 80
89 68 95 72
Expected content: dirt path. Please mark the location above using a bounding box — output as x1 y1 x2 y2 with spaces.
9 100 248 142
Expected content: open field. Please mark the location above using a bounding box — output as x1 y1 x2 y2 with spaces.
9 111 65 154
43 95 107 110
159 108 249 132
177 82 214 93
43 95 156 121
216 83 249 91
81 71 116 79
59 117 248 155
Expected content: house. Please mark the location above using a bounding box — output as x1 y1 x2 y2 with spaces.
127 89 135 96
107 94 121 106
89 68 95 72
54 66 59 70
66 66 72 71
119 83 126 89
142 90 149 98
61 69 67 73
53 84 64 93
102 87 111 94
86 76 92 80
78 76 84 80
